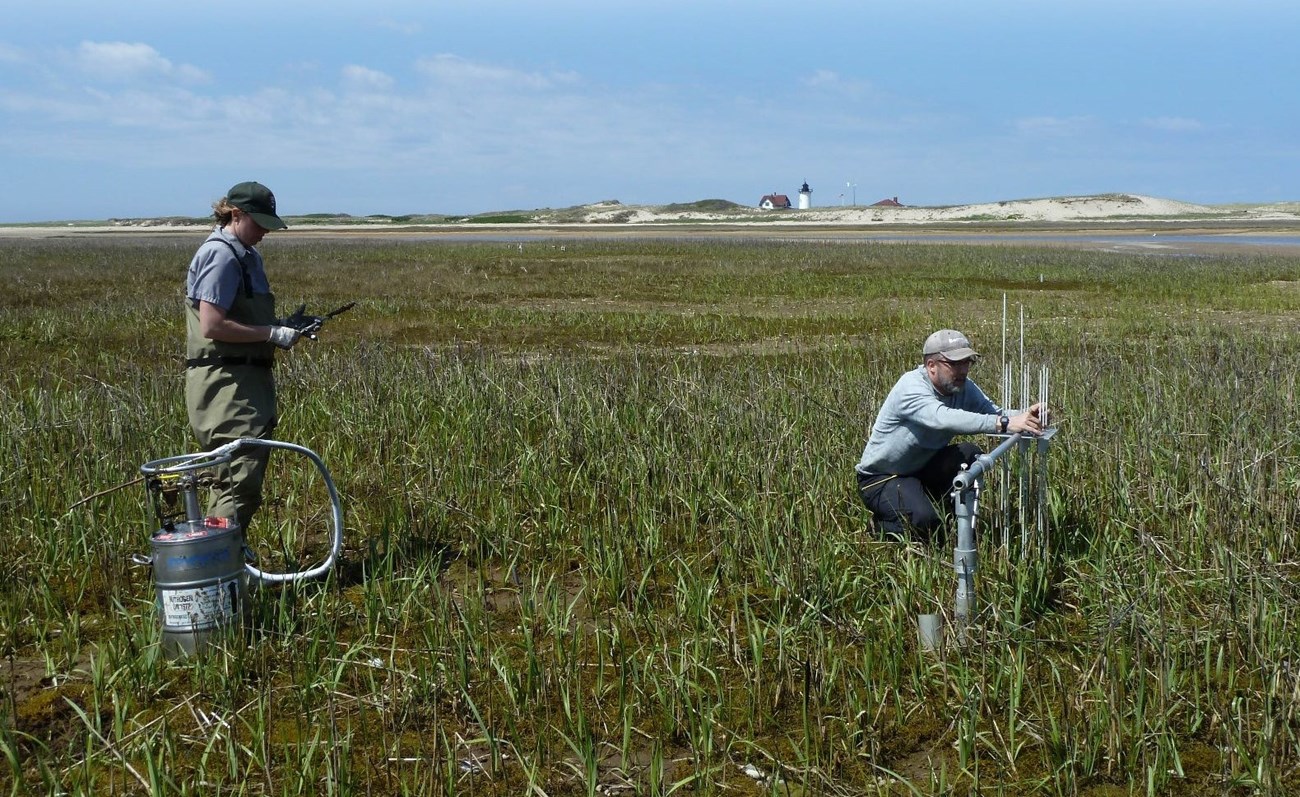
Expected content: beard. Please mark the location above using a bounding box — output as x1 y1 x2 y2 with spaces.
935 373 966 396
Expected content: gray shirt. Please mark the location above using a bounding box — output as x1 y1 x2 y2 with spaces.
856 364 1008 476
185 226 271 310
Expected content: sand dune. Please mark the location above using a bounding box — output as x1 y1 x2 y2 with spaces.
3 194 1298 236
572 194 1299 225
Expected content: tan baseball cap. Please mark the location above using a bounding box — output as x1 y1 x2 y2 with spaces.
923 329 979 361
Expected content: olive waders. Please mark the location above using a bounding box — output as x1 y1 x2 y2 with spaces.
184 285 278 531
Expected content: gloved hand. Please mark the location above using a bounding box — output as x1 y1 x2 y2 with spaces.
281 304 325 337
267 325 302 350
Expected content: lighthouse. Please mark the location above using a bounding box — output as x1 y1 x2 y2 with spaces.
798 181 812 210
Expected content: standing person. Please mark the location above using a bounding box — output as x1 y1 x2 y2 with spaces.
855 329 1046 543
184 181 302 530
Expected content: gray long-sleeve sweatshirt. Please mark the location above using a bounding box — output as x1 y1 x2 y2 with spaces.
856 365 1009 476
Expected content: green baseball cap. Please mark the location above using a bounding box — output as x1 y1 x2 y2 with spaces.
226 181 287 230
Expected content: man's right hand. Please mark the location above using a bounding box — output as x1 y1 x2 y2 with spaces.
1008 403 1048 435
267 325 302 350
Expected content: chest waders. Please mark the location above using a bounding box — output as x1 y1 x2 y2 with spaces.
184 259 278 532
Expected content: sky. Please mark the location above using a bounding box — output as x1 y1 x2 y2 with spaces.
2 0 1298 222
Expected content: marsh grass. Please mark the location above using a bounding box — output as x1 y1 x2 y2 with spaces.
3 235 1300 794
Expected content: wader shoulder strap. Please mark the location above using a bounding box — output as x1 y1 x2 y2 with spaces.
209 237 254 299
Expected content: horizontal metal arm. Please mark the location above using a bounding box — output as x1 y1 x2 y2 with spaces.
952 432 1023 491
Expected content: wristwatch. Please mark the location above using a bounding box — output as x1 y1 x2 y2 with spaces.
999 414 1009 434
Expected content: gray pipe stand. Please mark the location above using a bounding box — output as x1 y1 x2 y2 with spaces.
918 427 1056 651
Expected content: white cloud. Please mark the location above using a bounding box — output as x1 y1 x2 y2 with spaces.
72 41 209 83
1141 116 1203 132
1014 115 1093 136
0 43 26 64
805 69 842 87
414 54 577 91
0 45 954 212
342 65 395 91
375 18 423 35
801 69 879 99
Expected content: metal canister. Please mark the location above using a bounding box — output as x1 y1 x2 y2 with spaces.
148 517 248 657
140 438 344 659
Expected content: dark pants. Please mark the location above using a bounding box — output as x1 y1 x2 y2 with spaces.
857 442 983 544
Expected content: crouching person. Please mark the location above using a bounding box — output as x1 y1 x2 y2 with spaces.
855 329 1045 544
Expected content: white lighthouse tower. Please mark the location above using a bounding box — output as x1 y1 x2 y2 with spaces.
798 181 812 210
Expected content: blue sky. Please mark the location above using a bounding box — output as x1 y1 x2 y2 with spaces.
2 1 1298 222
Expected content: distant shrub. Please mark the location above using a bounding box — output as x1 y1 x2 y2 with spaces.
663 199 744 213
387 215 449 224
468 214 533 224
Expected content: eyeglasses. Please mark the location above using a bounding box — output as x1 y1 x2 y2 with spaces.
936 357 973 371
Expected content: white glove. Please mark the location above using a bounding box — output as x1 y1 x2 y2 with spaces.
267 325 302 350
